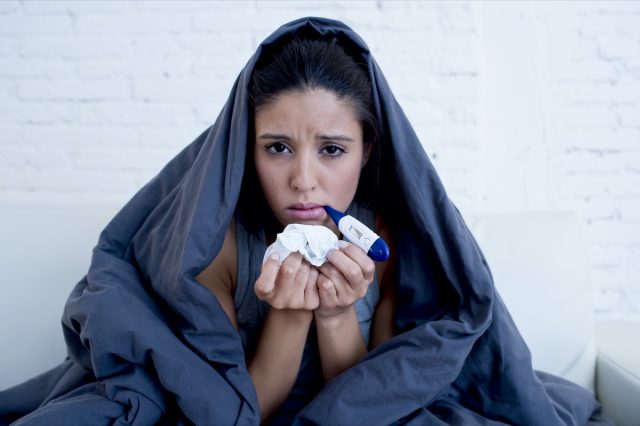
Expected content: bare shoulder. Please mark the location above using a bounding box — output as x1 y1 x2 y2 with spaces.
195 219 238 328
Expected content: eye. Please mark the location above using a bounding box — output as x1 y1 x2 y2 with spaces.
321 144 346 157
265 142 291 155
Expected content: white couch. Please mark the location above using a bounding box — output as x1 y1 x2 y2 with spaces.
470 211 639 426
0 204 638 424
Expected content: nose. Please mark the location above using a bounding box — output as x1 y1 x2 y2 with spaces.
290 152 317 192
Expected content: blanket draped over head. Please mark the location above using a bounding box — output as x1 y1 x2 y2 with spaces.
0 17 609 426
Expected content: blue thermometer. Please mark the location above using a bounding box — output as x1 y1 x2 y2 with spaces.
324 205 390 262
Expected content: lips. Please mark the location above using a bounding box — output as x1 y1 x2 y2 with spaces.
286 203 326 221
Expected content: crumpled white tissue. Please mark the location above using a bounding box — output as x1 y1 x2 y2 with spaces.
263 224 339 267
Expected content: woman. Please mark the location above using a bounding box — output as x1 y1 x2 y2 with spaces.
195 36 395 422
0 17 608 426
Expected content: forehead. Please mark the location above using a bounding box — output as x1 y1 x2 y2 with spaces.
254 89 361 133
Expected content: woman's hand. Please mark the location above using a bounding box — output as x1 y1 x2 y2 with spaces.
255 252 320 311
315 241 375 319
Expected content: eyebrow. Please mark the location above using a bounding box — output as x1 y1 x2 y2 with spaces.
318 134 354 143
258 134 291 141
258 133 354 142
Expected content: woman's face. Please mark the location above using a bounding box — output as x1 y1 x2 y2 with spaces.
254 88 368 235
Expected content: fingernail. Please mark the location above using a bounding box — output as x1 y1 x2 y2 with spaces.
338 240 349 249
270 253 280 262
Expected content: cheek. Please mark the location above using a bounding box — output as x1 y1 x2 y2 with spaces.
255 158 281 197
328 161 363 195
254 155 270 183
347 157 365 184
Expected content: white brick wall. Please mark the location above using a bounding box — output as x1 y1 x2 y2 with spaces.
1 1 638 319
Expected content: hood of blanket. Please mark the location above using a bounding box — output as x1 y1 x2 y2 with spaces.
90 15 495 331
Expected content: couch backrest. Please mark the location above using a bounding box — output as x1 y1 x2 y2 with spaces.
0 204 119 390
469 211 596 392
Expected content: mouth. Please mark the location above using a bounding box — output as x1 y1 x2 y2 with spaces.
285 203 327 221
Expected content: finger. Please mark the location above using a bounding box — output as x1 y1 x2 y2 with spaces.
334 241 376 281
294 260 311 289
290 260 311 308
304 267 320 309
255 253 280 297
317 273 338 307
275 252 303 293
319 263 350 301
329 242 375 290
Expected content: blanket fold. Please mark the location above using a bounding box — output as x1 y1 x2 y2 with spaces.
1 17 608 426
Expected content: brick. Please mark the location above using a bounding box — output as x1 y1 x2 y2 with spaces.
0 145 70 168
560 31 599 61
0 100 19 124
555 80 640 104
0 101 76 125
424 124 479 150
16 79 130 101
132 78 219 102
191 8 262 32
0 168 141 195
22 1 131 15
128 57 193 79
573 196 638 222
619 106 640 127
192 57 248 82
0 14 73 36
0 37 16 57
560 174 640 199
134 0 218 13
0 58 74 78
627 158 640 175
561 104 620 128
597 34 640 59
75 13 191 36
77 102 194 127
128 33 252 68
616 198 640 224
22 124 137 147
585 219 640 245
75 59 131 79
591 266 631 292
434 145 481 172
0 124 22 143
593 288 624 313
70 146 177 172
0 188 131 207
18 35 132 59
173 33 253 58
579 8 640 37
589 244 631 270
556 127 640 150
0 1 19 14
553 59 619 84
